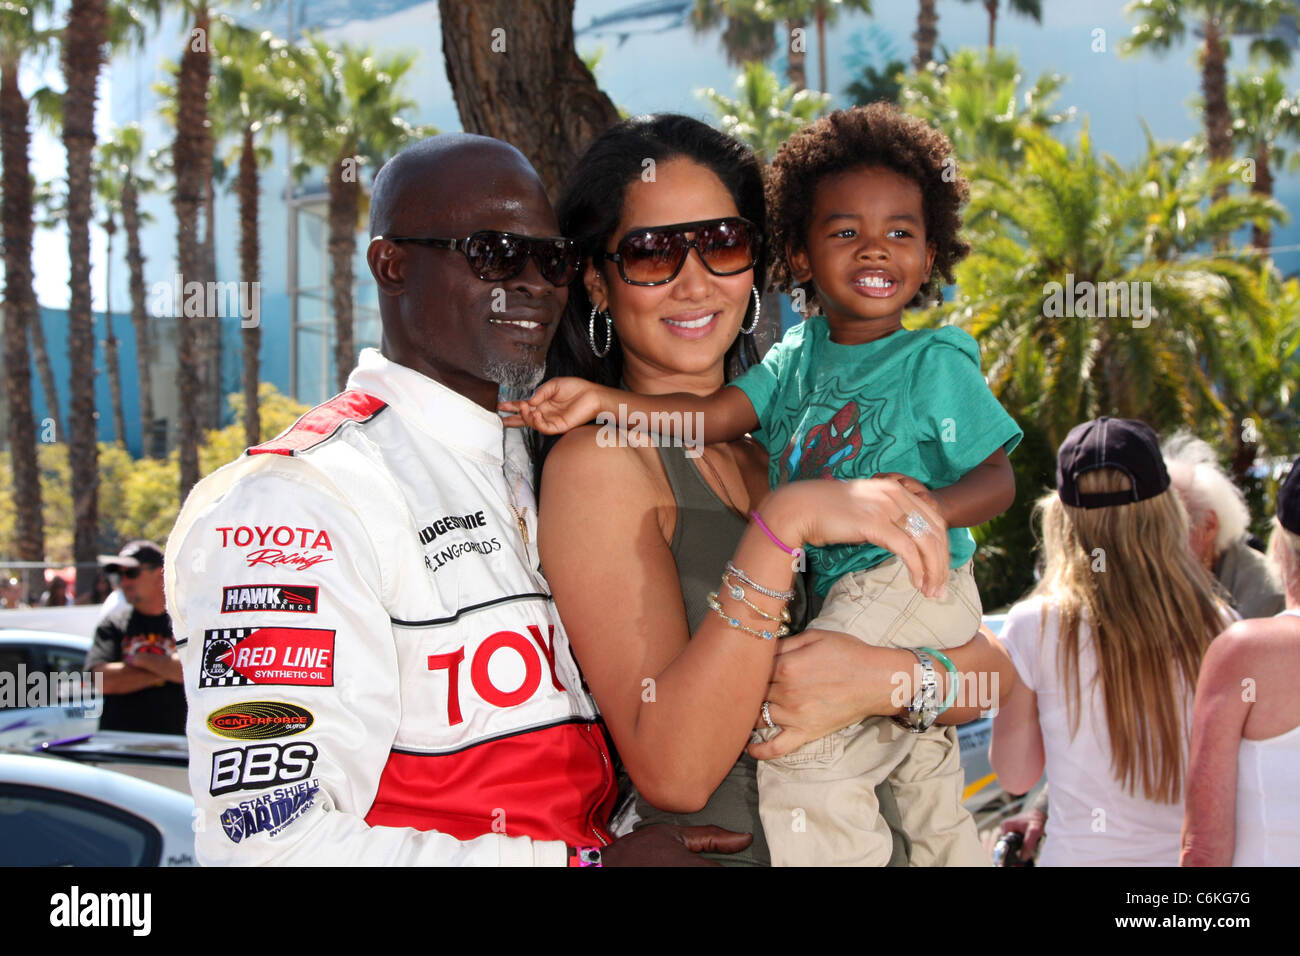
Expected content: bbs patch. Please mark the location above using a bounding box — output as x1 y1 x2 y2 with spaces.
209 741 319 796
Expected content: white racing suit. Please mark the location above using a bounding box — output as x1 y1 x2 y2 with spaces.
166 348 616 865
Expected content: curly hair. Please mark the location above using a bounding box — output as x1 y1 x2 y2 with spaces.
765 103 971 310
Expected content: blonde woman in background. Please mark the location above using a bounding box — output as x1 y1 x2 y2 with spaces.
1182 456 1300 866
990 418 1233 865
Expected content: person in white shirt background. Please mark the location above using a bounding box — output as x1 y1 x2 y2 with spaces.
1182 454 1300 866
989 417 1233 866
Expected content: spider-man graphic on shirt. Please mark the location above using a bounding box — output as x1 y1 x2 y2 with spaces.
777 378 895 484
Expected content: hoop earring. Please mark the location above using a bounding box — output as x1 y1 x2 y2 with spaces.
740 285 760 335
588 305 613 358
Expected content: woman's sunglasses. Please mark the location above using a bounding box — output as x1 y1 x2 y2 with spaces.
604 217 758 286
385 230 580 287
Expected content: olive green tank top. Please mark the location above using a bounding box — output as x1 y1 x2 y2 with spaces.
622 445 910 867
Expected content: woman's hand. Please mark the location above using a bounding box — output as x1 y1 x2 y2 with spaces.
761 477 950 599
499 377 609 433
747 629 911 759
749 624 1010 759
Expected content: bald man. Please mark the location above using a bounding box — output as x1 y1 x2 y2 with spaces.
166 134 747 866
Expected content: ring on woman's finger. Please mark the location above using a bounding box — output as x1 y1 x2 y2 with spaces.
762 700 779 731
901 510 930 540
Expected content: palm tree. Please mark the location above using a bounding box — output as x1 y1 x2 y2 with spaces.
959 0 1042 51
716 0 875 93
60 1 160 589
1122 0 1297 202
1228 66 1300 252
1218 269 1300 477
61 0 112 598
927 127 1280 447
211 21 289 447
97 123 159 456
170 2 212 498
0 0 56 599
690 0 779 72
282 34 431 393
93 141 128 446
28 177 64 438
899 48 1072 168
843 30 908 105
698 61 831 160
914 0 939 70
807 0 873 93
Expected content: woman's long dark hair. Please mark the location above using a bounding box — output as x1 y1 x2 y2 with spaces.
533 114 767 489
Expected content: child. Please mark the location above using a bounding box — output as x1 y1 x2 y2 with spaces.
506 103 1022 866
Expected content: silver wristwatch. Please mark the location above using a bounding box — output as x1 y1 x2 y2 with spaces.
891 648 939 734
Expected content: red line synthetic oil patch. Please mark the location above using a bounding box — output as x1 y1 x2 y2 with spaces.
200 627 335 688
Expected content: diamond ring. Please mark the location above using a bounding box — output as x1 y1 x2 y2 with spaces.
903 510 930 539
762 700 778 731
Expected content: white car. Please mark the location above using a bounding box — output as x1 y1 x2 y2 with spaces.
0 630 101 750
957 613 1006 813
0 752 196 866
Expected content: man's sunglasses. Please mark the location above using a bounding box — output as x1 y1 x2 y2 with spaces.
604 217 759 286
107 566 144 580
384 231 580 287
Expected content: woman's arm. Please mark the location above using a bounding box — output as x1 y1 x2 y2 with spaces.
541 430 952 812
1181 624 1253 867
540 429 791 813
503 377 761 448
989 649 1045 794
747 624 1013 759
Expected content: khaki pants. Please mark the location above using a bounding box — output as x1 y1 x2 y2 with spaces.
756 558 989 866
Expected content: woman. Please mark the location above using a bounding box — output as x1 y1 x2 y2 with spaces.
530 114 1010 865
990 417 1234 866
1182 456 1300 866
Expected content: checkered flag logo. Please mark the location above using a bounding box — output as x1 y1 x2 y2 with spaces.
201 628 255 687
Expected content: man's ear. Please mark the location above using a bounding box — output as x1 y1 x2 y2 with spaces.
367 238 405 296
788 244 813 284
583 258 609 312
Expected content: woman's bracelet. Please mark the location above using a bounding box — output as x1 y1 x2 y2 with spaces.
724 561 795 601
721 571 792 624
921 646 960 714
706 591 790 641
750 509 804 561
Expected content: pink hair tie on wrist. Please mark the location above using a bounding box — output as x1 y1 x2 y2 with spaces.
750 510 803 561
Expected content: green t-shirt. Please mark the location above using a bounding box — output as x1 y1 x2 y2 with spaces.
731 317 1023 596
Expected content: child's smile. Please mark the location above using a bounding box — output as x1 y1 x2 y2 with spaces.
788 165 936 345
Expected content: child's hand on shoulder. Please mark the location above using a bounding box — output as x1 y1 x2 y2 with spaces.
499 377 609 434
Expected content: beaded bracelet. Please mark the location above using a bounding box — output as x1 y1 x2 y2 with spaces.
723 561 795 601
721 571 791 624
706 592 790 641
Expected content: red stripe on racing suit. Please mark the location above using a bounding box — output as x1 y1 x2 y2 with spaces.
366 720 615 844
